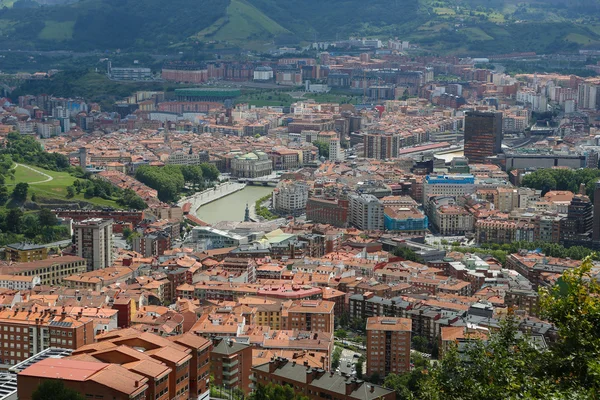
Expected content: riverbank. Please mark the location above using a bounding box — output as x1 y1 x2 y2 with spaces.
195 185 274 224
178 182 246 213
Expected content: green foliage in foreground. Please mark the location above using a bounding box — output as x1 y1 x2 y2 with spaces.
385 258 600 400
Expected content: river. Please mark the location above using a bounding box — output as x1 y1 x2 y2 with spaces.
195 185 274 224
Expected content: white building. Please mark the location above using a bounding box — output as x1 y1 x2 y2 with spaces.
272 181 309 216
254 66 274 81
329 138 344 162
349 193 384 231
578 83 597 110
166 150 207 166
422 175 476 204
0 275 41 290
191 226 247 249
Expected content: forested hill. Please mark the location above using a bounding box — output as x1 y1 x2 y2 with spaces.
0 0 599 54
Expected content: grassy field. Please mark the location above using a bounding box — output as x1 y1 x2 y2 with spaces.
236 90 294 107
196 0 289 45
304 93 361 104
39 21 75 41
7 164 119 207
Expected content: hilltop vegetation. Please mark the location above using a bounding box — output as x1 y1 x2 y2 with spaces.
0 0 599 54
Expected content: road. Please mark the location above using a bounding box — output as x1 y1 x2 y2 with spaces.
14 163 53 184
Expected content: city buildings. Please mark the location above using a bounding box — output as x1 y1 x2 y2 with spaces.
231 152 273 178
306 198 349 227
73 219 114 271
366 317 412 377
349 194 384 231
464 111 503 164
252 358 396 400
272 181 309 217
210 339 253 394
0 256 86 286
4 244 48 263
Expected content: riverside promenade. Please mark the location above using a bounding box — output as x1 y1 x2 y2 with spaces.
178 182 246 212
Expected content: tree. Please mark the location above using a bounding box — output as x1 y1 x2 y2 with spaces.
6 208 23 234
0 186 8 204
12 182 28 202
332 347 342 369
66 185 75 198
539 256 600 393
392 246 420 262
199 163 220 181
38 208 58 227
32 380 85 400
314 140 330 158
335 329 348 339
30 192 37 202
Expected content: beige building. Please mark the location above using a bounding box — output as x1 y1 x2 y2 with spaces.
231 151 272 178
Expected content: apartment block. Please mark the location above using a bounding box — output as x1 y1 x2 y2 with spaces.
366 317 412 377
73 218 114 271
210 339 253 394
252 358 395 400
4 243 48 263
0 309 94 366
282 300 335 334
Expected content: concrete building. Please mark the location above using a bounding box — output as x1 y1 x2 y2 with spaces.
578 83 597 110
349 194 384 231
254 66 274 81
464 111 503 164
366 317 412 377
272 181 309 217
231 151 273 178
329 138 344 161
73 219 114 271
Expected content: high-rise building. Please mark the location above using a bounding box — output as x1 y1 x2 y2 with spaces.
349 194 384 231
464 111 503 164
366 317 412 377
73 218 114 271
363 133 401 160
561 194 593 245
593 181 600 242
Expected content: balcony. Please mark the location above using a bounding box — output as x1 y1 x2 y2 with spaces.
221 359 239 368
223 376 239 386
222 368 239 377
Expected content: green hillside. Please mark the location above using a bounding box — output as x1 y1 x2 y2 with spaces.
0 0 598 54
195 0 290 48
